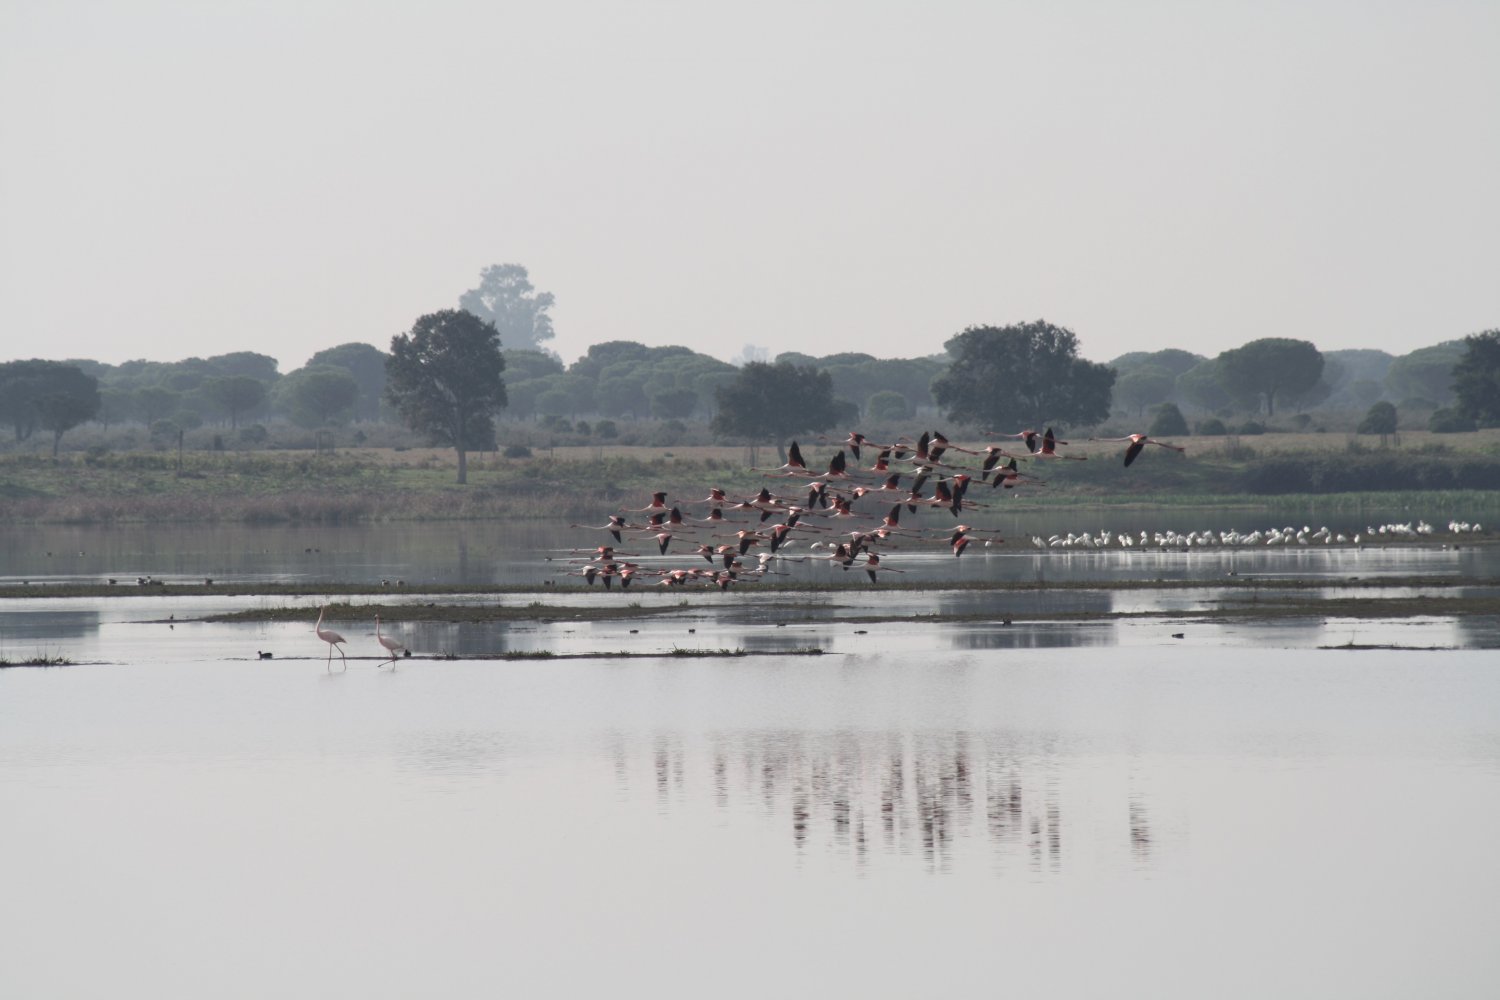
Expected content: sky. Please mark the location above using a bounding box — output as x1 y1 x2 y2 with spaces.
2 0 1497 373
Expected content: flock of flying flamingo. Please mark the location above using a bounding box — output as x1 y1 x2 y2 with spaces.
559 427 1183 592
307 423 1488 663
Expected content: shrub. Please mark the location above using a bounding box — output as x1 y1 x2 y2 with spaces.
503 444 533 459
650 419 687 447
1147 403 1189 436
867 390 912 422
596 420 618 439
1196 418 1228 436
1357 401 1398 435
1238 421 1265 436
574 420 591 436
1429 408 1477 433
238 424 269 446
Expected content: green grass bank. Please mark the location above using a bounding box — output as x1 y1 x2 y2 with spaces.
2 434 1499 524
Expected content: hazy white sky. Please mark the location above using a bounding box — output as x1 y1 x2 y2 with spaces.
2 0 1496 372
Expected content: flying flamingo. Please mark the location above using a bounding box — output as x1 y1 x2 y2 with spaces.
984 429 1043 453
979 446 1021 479
375 614 406 666
1091 433 1187 466
862 553 907 584
818 431 896 462
568 514 628 543
625 492 670 512
754 440 811 476
315 605 347 671
1034 427 1086 460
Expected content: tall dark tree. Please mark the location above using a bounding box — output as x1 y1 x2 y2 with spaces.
458 264 556 355
1452 329 1500 427
931 321 1114 430
0 360 100 452
0 360 47 441
32 363 100 454
1215 338 1324 416
711 362 841 462
386 310 508 484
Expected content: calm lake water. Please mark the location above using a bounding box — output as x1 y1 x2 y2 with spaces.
3 519 1499 997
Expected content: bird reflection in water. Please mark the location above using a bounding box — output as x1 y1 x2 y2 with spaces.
625 730 1159 874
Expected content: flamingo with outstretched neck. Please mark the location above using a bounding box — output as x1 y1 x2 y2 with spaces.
1091 433 1186 466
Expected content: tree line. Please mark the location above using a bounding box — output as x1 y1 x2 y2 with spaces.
2 259 1495 466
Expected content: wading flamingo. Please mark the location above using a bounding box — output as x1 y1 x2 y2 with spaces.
315 606 347 670
375 614 406 666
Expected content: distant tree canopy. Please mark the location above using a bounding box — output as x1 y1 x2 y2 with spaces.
0 360 100 453
1385 341 1465 408
1165 362 1221 414
273 366 359 429
504 350 566 383
386 309 508 483
459 264 556 355
203 375 268 429
305 343 390 421
866 389 912 422
1215 338 1324 415
1114 365 1176 417
1452 329 1500 427
711 361 841 461
931 321 1114 430
1109 349 1204 379
207 351 280 383
1320 349 1394 408
133 386 180 426
650 386 700 420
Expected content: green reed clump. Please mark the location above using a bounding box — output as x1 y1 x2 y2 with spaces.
0 654 73 668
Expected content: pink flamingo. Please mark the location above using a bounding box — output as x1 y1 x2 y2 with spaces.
375 614 406 666
1091 433 1187 466
1035 427 1086 460
315 605 347 670
862 552 907 584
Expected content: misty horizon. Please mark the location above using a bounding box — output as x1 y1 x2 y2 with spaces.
3 2 1496 372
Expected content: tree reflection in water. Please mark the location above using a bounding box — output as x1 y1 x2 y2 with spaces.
619 729 1157 874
